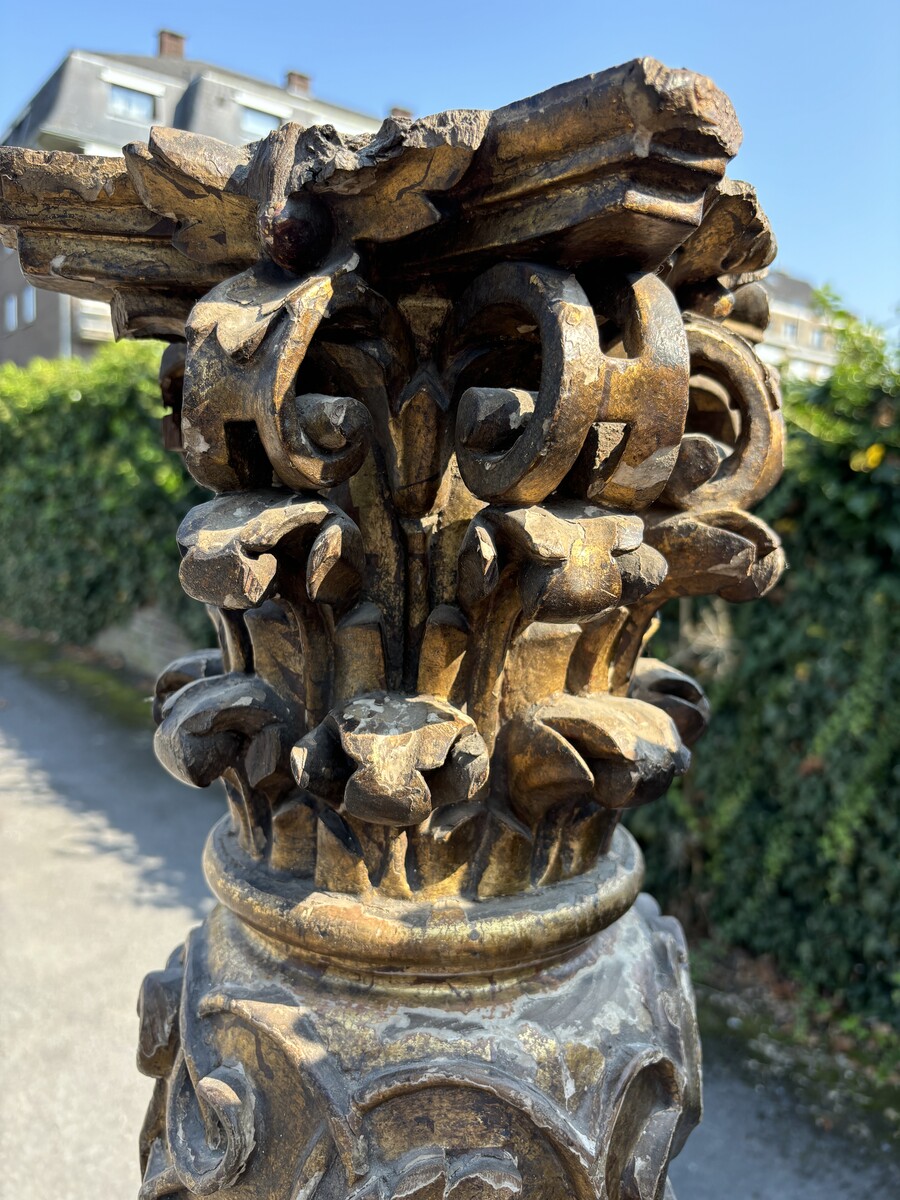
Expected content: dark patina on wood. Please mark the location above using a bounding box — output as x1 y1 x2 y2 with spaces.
0 57 783 1199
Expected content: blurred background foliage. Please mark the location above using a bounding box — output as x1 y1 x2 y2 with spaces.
634 294 899 1026
0 298 896 1027
0 340 210 645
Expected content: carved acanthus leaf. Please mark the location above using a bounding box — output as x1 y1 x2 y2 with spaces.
507 694 689 826
292 694 489 827
628 658 711 748
154 673 297 854
644 507 785 603
458 502 667 623
177 490 364 613
346 1146 522 1200
152 648 225 725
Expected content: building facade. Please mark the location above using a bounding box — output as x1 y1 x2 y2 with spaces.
758 269 838 383
1 31 384 366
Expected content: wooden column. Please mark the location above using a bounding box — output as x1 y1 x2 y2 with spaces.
0 57 784 1200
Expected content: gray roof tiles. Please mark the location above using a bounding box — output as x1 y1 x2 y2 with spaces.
2 48 380 148
94 52 378 122
761 269 817 308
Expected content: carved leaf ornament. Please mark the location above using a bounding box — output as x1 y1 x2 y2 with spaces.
0 55 784 1200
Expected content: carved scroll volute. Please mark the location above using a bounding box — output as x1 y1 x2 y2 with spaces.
181 260 372 494
447 262 692 512
449 262 601 504
568 271 691 510
305 273 447 519
668 177 777 326
662 314 785 510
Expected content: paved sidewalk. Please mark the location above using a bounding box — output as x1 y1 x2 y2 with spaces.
0 661 896 1198
0 663 219 1198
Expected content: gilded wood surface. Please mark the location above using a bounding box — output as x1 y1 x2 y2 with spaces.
0 57 784 1200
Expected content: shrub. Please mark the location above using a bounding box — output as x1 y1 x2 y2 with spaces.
635 295 900 1022
0 341 210 646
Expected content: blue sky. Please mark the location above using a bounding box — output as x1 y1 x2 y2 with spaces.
2 1 898 323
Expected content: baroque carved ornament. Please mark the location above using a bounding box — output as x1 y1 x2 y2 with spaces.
0 58 784 1200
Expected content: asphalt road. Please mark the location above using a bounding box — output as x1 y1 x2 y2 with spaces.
0 661 896 1198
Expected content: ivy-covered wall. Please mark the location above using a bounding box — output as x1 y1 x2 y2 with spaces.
635 298 900 1023
0 341 210 646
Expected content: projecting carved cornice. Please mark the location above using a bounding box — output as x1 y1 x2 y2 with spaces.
1 57 750 336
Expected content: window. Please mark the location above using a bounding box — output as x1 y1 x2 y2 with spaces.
108 84 155 122
783 320 799 342
4 294 17 333
811 327 828 350
239 105 281 140
74 298 114 342
22 286 36 324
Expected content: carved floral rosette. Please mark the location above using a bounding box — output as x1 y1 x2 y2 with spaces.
0 57 785 1199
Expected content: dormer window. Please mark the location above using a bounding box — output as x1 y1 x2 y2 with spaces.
108 84 155 122
239 105 281 140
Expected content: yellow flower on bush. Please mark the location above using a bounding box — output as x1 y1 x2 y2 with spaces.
849 442 885 471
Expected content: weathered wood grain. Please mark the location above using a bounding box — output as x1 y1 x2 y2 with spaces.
0 57 785 1200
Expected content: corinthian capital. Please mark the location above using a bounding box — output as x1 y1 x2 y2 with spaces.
0 56 783 1200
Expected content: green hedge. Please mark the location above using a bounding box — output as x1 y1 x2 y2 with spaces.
634 297 900 1023
0 341 210 646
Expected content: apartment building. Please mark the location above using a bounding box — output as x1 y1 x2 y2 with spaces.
758 270 838 383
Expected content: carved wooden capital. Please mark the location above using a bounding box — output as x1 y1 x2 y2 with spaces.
0 56 783 1199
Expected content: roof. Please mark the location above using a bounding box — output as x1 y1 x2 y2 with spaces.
761 269 817 309
95 52 378 123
